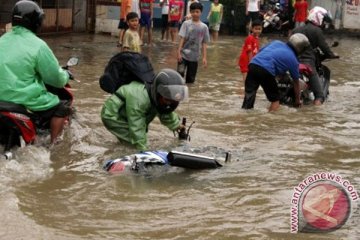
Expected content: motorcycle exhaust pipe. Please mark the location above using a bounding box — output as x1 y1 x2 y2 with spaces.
167 151 223 169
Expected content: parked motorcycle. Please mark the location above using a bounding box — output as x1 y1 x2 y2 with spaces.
278 44 339 106
0 57 78 159
261 2 290 35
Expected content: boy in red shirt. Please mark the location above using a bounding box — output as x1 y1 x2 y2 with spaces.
168 0 184 42
293 0 308 28
238 19 262 83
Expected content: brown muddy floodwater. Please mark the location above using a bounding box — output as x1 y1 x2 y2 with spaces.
0 32 359 240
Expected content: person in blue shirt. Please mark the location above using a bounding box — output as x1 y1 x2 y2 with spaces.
241 33 310 112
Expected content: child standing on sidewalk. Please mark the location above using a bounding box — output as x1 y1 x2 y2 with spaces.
117 0 131 47
168 0 184 42
139 0 154 45
160 0 170 41
293 0 308 28
238 19 262 82
177 2 210 83
207 0 223 43
122 12 141 53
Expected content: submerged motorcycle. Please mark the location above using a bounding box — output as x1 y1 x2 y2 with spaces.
0 57 78 159
104 150 231 173
278 45 339 106
104 118 231 173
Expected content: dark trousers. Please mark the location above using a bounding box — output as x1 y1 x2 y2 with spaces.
242 64 279 109
177 59 198 83
302 61 325 101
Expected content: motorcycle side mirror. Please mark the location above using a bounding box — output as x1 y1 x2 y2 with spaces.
331 41 339 48
66 57 79 67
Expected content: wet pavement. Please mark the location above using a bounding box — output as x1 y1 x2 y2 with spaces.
0 32 359 239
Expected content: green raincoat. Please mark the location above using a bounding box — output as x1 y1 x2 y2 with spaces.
0 26 69 111
101 81 181 150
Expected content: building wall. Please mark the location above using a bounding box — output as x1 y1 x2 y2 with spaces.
0 0 88 34
94 0 212 35
74 0 87 32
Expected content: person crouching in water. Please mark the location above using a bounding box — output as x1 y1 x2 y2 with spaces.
241 33 310 112
101 69 188 150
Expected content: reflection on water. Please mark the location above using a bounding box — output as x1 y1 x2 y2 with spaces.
0 33 359 239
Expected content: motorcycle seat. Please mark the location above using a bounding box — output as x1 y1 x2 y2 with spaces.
0 101 32 116
299 64 313 75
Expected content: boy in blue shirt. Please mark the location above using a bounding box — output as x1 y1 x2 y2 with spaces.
241 33 310 112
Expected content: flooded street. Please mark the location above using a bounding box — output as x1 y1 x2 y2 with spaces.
0 32 359 239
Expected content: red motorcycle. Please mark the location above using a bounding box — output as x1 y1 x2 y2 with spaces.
0 57 78 159
277 44 339 106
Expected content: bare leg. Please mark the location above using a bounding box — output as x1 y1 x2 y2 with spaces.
169 28 173 42
148 28 152 45
239 72 247 97
165 27 169 41
269 101 280 112
118 29 124 46
314 99 322 106
50 117 66 143
173 29 178 42
212 31 219 42
140 27 145 44
161 28 165 40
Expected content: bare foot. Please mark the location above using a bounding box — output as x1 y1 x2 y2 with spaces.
314 99 322 106
269 101 280 112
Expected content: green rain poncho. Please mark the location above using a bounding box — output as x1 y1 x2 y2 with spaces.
101 81 181 151
0 26 69 111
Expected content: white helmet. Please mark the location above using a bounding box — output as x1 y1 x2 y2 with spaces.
307 6 332 27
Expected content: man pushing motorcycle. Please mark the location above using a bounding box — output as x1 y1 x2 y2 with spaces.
292 6 339 105
241 33 310 112
0 0 72 144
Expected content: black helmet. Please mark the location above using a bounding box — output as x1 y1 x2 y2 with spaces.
12 0 44 33
150 69 189 114
288 33 310 56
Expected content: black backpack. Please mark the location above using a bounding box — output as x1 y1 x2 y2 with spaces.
99 51 155 93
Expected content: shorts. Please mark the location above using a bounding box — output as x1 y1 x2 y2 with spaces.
209 23 221 31
169 20 180 28
242 64 279 109
118 19 128 30
246 11 260 24
33 100 72 128
140 12 152 29
162 14 169 30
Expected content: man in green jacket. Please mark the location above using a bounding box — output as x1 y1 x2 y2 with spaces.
0 0 71 144
101 68 188 150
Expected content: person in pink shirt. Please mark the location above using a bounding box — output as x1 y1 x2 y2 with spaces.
168 0 184 42
293 0 308 28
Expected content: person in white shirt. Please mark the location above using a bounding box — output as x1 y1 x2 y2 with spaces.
160 0 170 40
131 0 141 17
185 0 198 20
246 0 260 33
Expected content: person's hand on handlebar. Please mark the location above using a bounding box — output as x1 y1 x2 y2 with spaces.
66 69 74 80
176 124 186 133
